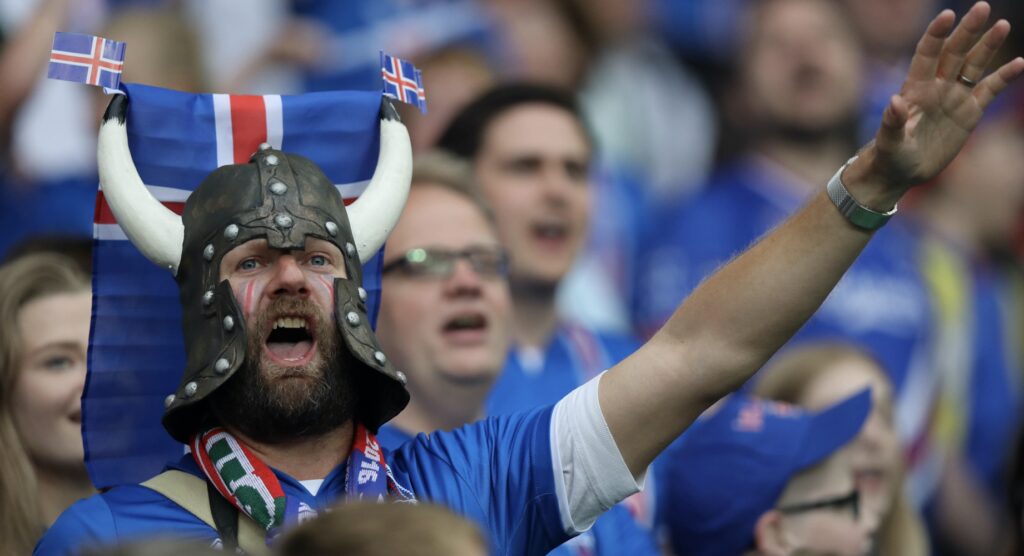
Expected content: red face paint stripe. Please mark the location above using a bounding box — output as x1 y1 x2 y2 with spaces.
317 275 335 306
229 95 268 164
244 280 256 316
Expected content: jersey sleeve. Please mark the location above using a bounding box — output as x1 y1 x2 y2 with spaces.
394 405 568 556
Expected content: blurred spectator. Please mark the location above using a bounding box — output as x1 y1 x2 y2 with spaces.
486 0 588 88
438 83 641 412
568 0 717 201
0 0 94 258
438 83 656 526
647 0 748 65
374 151 660 555
906 98 1024 555
288 0 494 93
1 2 208 258
377 152 511 437
754 343 930 554
404 46 496 153
3 0 100 183
0 252 93 554
842 0 940 140
632 0 933 465
536 0 719 331
660 389 872 555
102 5 205 92
276 501 488 556
184 0 308 94
0 0 69 159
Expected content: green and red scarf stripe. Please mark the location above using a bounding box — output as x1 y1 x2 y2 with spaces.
190 423 412 537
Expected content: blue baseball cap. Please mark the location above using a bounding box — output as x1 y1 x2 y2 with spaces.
659 388 871 556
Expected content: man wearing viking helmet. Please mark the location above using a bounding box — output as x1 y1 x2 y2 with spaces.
37 5 1023 555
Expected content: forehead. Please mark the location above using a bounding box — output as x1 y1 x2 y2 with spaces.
223 236 342 257
803 358 890 409
18 291 92 351
748 0 851 43
478 104 590 159
387 185 498 254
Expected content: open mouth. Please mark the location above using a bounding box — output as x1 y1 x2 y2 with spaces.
442 312 489 344
264 315 317 365
531 222 568 244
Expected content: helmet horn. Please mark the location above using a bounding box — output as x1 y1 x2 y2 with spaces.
97 95 184 274
347 99 412 264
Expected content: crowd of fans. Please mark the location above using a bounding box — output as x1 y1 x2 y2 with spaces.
0 0 1022 554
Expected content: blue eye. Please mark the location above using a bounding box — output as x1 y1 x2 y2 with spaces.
239 259 259 271
309 255 328 266
44 356 73 371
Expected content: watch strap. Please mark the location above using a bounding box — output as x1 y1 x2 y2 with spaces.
826 156 897 231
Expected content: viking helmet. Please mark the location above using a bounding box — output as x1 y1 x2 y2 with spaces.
97 94 411 442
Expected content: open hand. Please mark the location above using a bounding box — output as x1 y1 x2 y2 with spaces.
865 2 1023 195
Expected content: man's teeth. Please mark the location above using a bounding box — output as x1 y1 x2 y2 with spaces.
273 317 308 330
534 224 566 238
448 315 484 330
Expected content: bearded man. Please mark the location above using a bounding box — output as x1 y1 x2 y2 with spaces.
37 5 1022 555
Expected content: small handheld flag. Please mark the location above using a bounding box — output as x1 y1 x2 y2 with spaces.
48 32 126 89
380 52 427 114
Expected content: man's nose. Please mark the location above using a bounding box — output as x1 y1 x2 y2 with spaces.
540 166 574 203
444 258 484 297
269 256 310 297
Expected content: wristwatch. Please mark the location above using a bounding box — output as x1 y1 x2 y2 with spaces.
826 156 897 231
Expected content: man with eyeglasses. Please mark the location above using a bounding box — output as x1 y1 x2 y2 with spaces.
374 152 660 555
661 390 872 556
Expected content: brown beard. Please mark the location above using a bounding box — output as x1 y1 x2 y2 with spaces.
209 296 356 444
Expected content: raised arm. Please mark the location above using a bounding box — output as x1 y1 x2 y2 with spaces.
600 2 1024 475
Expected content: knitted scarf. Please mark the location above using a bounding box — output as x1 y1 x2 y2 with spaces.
190 423 413 538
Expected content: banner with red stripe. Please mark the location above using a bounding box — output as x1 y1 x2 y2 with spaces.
85 83 386 488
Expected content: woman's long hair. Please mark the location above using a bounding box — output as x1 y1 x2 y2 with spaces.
0 253 90 555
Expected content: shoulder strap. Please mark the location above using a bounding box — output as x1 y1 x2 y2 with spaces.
207 480 240 552
141 470 270 556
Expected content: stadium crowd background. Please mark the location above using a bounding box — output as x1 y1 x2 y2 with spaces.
0 0 1023 554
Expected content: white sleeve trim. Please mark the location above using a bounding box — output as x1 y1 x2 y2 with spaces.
550 371 647 535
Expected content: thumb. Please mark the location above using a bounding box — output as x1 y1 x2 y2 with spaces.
877 94 908 151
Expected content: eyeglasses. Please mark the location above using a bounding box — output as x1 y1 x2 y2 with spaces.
382 246 509 279
777 489 859 520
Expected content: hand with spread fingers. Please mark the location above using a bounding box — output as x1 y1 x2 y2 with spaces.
845 2 1024 210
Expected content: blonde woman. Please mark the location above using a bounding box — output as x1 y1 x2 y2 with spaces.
755 343 929 555
0 253 94 554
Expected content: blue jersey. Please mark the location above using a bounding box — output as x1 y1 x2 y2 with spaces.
37 408 573 556
377 424 660 556
488 324 640 416
486 325 658 530
966 264 1021 495
633 156 932 393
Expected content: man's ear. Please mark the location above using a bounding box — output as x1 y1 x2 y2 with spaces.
753 510 789 556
